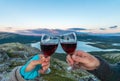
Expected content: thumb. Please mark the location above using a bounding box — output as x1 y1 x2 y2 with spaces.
25 55 45 72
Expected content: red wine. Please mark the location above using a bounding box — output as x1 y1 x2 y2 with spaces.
61 42 77 55
41 43 58 57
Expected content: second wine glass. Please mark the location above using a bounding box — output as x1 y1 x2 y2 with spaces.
60 32 77 70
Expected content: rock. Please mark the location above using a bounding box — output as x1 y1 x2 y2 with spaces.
0 74 3 80
102 53 120 63
0 71 9 81
0 50 10 63
0 63 10 72
0 43 40 58
10 58 26 67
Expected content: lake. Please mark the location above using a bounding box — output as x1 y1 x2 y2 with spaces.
31 41 120 53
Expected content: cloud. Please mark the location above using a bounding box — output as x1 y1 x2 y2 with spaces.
67 28 87 31
5 27 13 30
109 25 118 29
99 28 106 30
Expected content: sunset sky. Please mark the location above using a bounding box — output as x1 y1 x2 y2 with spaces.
0 0 120 32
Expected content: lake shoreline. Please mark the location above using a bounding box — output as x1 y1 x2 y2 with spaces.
31 41 120 53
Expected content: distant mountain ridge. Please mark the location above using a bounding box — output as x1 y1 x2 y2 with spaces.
17 28 86 35
0 32 40 44
16 28 120 36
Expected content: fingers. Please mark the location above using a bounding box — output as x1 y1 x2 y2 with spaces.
74 50 88 57
39 54 45 61
42 64 50 71
25 54 51 72
41 60 50 72
39 54 50 62
39 63 50 74
71 50 91 64
44 56 50 62
42 61 50 67
66 55 74 66
72 54 88 64
38 55 50 74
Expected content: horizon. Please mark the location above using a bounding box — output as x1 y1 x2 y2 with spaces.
0 26 120 34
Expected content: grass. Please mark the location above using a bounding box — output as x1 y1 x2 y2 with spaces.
52 53 67 62
41 67 75 81
89 51 120 64
87 42 120 49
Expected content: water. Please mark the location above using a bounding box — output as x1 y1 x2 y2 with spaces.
31 41 120 53
112 43 120 46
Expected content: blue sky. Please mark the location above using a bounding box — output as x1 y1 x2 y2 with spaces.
0 0 120 29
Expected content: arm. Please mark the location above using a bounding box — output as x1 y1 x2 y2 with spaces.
9 66 25 81
8 54 51 81
88 56 120 81
66 50 120 81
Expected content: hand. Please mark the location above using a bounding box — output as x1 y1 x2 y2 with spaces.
26 54 50 74
66 50 100 70
20 54 51 80
39 56 50 74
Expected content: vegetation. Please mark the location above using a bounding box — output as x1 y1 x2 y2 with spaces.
87 42 120 49
52 53 67 61
77 35 120 43
42 64 75 81
0 32 41 44
89 51 120 64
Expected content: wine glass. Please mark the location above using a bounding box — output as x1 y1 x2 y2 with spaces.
40 34 59 57
60 32 77 71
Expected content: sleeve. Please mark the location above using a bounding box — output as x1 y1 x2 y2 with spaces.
87 56 120 81
8 66 25 81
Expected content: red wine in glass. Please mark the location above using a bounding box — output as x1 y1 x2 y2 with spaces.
61 42 77 55
41 43 58 57
40 34 59 57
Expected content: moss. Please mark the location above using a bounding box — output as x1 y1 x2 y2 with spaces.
43 75 75 81
89 51 120 64
52 53 67 62
7 52 18 58
42 67 75 81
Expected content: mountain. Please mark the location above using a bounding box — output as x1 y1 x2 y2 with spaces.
67 28 86 31
16 27 120 36
89 33 120 36
0 32 41 44
17 28 76 35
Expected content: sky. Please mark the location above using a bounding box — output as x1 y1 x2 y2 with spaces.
0 0 120 30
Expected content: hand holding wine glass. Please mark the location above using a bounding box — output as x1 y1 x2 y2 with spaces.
40 34 59 72
20 54 51 80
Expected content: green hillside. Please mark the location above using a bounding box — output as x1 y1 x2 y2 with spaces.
0 32 41 44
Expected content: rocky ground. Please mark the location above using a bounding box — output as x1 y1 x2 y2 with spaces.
0 43 99 81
